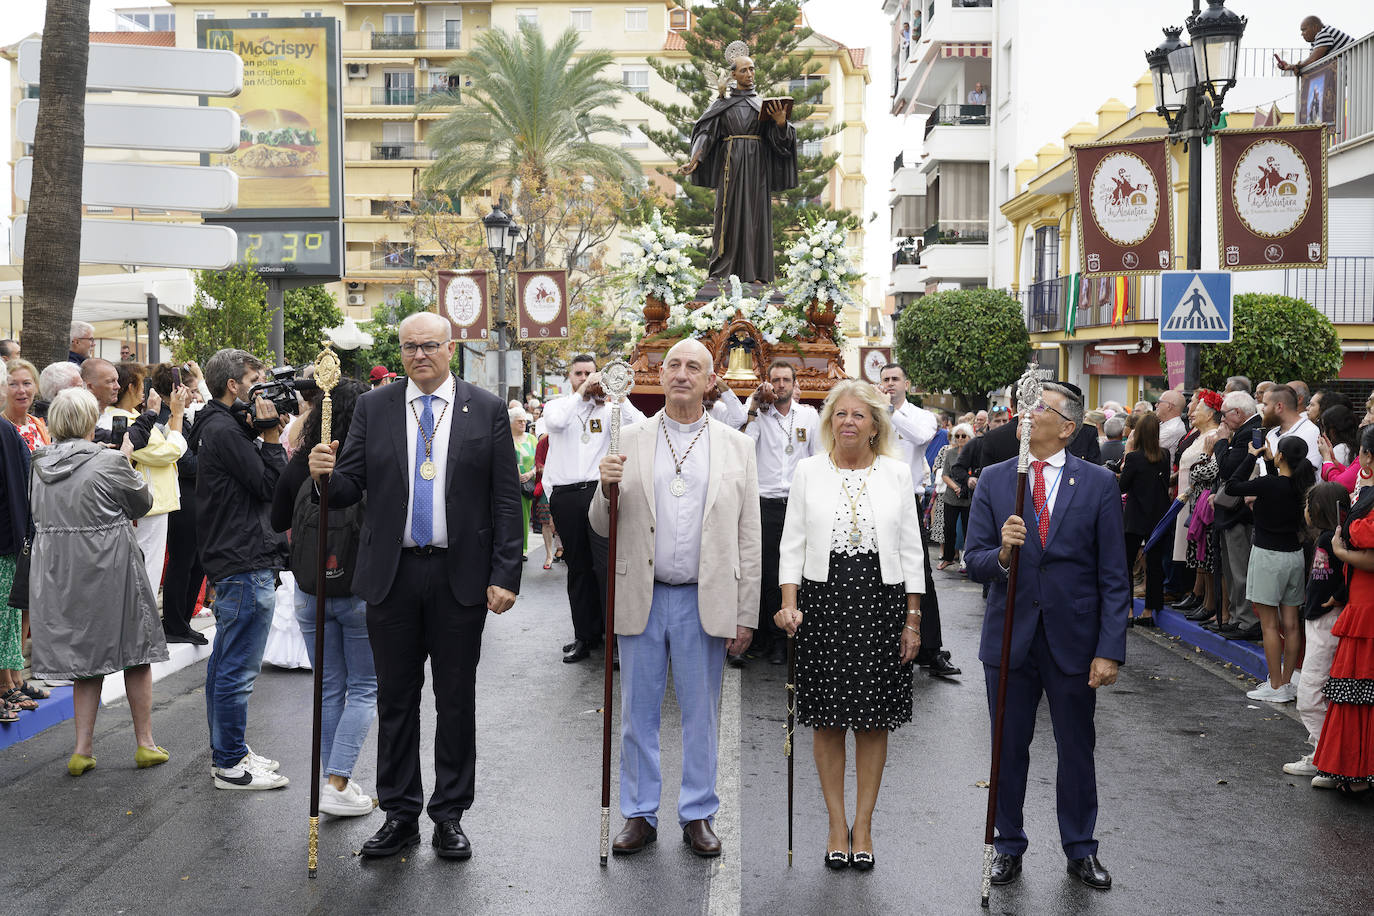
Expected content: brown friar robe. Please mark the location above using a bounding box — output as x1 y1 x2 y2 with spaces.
688 89 798 283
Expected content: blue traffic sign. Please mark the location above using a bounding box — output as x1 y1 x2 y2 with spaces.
1159 271 1233 343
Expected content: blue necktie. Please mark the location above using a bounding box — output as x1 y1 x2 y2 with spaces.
411 395 435 547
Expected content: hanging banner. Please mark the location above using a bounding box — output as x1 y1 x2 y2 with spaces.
858 347 891 384
1072 137 1175 278
438 270 490 341
516 269 569 340
1296 55 1338 128
1216 125 1327 271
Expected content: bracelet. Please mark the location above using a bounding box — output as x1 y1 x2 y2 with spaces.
903 624 920 634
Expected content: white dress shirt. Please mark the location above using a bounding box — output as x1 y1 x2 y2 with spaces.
746 400 820 498
1159 415 1186 457
708 387 748 428
653 412 711 584
1030 448 1068 518
402 374 455 548
1265 414 1321 469
542 392 646 486
890 402 938 497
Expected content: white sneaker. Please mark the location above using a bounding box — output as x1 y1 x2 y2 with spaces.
1284 753 1319 776
1246 681 1281 701
244 745 280 772
1312 774 1338 790
1272 682 1298 703
213 756 290 790
319 781 375 817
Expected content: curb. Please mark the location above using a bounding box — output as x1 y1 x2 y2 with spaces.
1140 599 1268 681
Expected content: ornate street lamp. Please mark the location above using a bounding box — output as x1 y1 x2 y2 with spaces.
1187 0 1247 107
1146 27 1191 125
483 200 522 397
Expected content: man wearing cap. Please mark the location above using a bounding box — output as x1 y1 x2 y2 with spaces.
964 380 1129 891
370 365 396 389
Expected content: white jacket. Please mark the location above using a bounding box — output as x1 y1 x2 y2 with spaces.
778 454 926 592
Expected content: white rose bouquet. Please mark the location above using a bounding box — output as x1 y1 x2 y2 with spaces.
779 217 861 314
621 209 702 309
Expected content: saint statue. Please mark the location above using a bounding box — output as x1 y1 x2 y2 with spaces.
682 48 799 284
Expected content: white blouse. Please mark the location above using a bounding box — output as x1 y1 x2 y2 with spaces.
829 463 879 555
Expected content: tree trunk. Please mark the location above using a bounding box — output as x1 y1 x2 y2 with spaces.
21 0 90 368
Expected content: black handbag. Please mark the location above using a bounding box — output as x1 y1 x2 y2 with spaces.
8 466 33 610
520 477 537 499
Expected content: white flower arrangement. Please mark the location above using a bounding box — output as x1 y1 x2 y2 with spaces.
780 218 861 312
664 275 808 345
622 209 702 309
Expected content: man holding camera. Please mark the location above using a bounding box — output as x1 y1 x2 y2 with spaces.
196 348 290 791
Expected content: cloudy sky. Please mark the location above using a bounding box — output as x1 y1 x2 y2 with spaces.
3 0 1369 286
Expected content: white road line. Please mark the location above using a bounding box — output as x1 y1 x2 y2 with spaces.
704 665 743 916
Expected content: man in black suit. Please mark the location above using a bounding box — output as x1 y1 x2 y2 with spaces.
309 311 523 860
1209 389 1264 639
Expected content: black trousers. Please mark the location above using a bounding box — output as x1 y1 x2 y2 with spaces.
367 550 487 824
161 499 205 637
1125 531 1165 613
913 497 946 662
756 496 789 652
550 483 607 645
943 502 971 562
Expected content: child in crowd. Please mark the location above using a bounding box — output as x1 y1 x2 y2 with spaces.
1284 482 1350 780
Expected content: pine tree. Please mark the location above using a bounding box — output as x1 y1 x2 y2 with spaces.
640 0 857 270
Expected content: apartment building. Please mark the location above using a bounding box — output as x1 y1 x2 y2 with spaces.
5 1 868 334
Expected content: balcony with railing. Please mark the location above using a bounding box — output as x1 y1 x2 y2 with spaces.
1020 275 1163 335
369 30 463 51
924 103 988 137
922 220 988 247
371 142 438 161
371 86 462 106
1284 256 1373 324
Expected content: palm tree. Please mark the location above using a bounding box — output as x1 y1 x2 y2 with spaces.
421 25 639 199
22 0 91 366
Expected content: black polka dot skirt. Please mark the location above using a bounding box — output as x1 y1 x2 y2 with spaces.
796 550 914 731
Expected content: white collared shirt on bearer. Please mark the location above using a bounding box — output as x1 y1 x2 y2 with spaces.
890 401 938 497
709 387 748 428
542 392 646 486
402 374 456 548
653 412 711 584
746 400 819 498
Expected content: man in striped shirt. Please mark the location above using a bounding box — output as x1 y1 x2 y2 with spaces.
1275 17 1354 74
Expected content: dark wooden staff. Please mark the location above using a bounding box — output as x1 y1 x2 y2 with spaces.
785 634 796 867
598 360 633 866
307 343 340 879
981 368 1042 907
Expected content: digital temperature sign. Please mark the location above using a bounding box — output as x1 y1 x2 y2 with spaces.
218 219 343 278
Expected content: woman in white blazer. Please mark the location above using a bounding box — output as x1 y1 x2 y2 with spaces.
775 379 925 872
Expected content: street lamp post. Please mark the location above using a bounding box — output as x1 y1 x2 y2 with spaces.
483 200 523 398
1145 0 1247 394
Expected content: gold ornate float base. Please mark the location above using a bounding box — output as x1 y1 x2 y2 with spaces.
631 292 845 401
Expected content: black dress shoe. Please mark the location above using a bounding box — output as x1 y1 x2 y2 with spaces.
1135 615 1157 628
361 817 420 858
612 816 657 855
727 654 747 669
989 852 1022 885
1067 854 1111 889
563 639 594 663
927 651 961 678
1210 621 1237 634
1172 594 1201 611
767 643 787 666
1185 605 1217 622
432 819 472 860
165 630 208 645
1224 623 1263 641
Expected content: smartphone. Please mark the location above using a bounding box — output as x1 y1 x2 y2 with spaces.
1252 430 1264 449
143 377 154 403
172 366 182 387
110 415 128 446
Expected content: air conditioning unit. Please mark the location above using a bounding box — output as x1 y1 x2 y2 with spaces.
347 293 366 307
417 58 430 71
347 63 368 79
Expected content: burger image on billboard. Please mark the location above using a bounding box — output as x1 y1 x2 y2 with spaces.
231 109 322 175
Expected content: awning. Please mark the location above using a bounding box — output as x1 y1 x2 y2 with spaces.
0 268 197 326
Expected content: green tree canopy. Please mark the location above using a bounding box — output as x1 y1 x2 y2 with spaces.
359 292 461 378
640 0 856 266
421 25 638 199
173 263 271 365
282 285 342 368
893 288 1032 410
1186 293 1343 389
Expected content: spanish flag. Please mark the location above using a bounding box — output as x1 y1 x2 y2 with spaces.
1111 276 1130 326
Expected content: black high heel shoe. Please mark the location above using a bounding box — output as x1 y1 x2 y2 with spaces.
849 828 874 871
824 829 850 870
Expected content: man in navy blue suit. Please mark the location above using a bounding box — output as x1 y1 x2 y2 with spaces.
964 380 1128 891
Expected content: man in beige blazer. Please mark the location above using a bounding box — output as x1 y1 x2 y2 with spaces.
591 337 761 858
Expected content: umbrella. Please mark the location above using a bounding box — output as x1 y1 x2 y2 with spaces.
1143 496 1187 554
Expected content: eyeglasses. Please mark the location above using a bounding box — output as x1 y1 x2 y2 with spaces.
952 434 969 440
401 341 448 356
1032 400 1072 423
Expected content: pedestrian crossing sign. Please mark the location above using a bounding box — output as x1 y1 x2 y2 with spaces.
1159 271 1233 343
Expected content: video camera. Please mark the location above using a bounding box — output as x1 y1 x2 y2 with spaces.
240 366 320 430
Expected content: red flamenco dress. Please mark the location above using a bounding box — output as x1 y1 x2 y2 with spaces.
1313 513 1374 786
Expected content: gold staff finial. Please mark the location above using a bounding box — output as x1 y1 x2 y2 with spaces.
314 341 342 444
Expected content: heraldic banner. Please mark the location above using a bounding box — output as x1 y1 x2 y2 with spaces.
1072 137 1175 277
516 269 570 340
1216 125 1328 271
437 269 490 341
858 347 891 385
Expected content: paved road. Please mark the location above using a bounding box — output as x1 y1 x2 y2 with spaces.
3 560 1371 916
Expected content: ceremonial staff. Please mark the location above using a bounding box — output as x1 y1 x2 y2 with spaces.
307 343 341 879
784 635 796 867
598 359 634 866
980 367 1044 907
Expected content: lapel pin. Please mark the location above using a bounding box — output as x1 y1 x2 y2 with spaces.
462 405 469 412
1069 477 1076 485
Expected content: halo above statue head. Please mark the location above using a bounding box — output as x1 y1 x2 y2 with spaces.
724 40 750 67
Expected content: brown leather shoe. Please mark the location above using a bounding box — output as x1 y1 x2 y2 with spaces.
682 819 721 857
612 817 657 855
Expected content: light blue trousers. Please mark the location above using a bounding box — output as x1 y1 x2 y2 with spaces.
617 582 727 829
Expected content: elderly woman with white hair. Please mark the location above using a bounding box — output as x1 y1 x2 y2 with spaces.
510 404 537 561
938 422 977 571
33 360 84 420
28 387 169 774
0 361 37 724
774 380 926 871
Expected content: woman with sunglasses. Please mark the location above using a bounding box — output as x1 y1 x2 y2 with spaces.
935 423 975 571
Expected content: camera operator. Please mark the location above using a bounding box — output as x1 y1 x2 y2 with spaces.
196 348 290 791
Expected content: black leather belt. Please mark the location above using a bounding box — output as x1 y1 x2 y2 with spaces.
552 481 598 494
403 545 447 557
761 496 789 504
